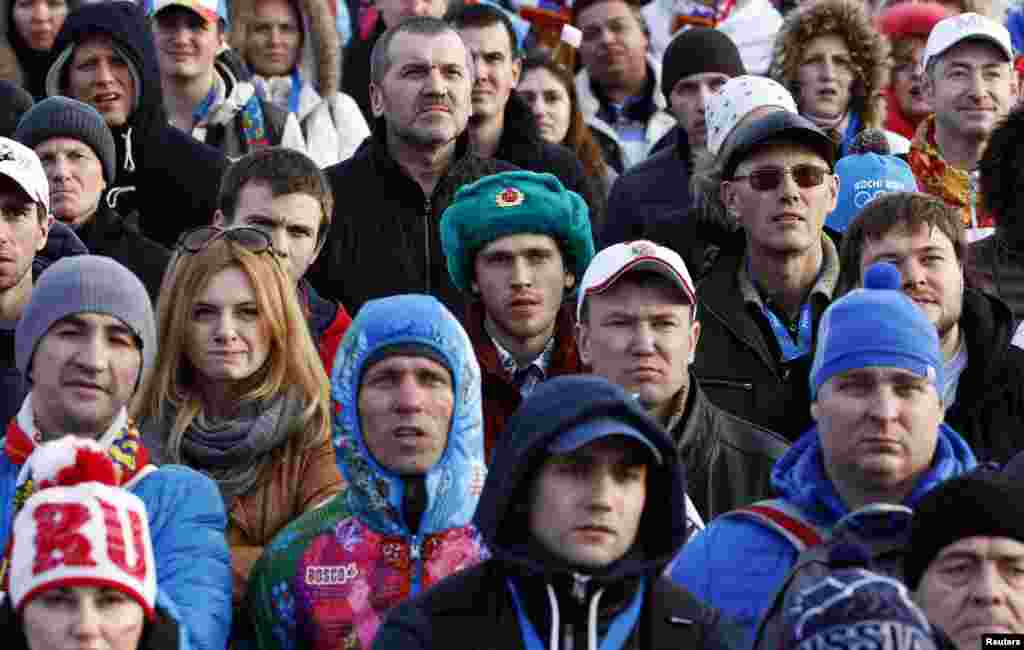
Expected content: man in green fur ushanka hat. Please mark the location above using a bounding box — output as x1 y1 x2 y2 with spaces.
441 170 595 460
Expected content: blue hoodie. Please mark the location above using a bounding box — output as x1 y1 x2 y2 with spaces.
244 294 488 650
669 423 976 643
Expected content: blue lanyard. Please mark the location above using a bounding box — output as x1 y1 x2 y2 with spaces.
838 111 862 157
507 577 646 650
747 260 816 362
760 301 813 362
288 68 302 115
192 85 218 126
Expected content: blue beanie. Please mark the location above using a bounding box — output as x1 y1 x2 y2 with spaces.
782 568 938 650
810 262 942 399
826 153 919 234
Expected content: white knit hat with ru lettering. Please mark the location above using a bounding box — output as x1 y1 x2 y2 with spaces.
7 482 156 620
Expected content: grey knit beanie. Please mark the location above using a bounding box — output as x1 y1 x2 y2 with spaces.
16 256 156 386
14 97 117 183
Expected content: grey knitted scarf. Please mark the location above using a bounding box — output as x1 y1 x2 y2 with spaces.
159 393 304 506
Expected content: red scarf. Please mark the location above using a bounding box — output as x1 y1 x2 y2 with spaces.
6 417 152 492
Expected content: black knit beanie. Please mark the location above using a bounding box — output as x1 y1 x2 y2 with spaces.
661 27 745 104
905 472 1024 590
14 96 117 183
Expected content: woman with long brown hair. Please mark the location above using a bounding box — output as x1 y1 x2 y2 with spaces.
517 50 616 198
133 226 343 607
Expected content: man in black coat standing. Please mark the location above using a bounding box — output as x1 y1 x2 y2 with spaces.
374 375 735 650
44 1 226 248
313 16 512 315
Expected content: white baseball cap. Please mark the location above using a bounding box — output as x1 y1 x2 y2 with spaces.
0 138 49 214
576 240 696 321
922 12 1013 72
704 75 798 158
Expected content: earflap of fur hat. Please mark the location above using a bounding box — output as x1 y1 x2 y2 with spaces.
770 0 889 130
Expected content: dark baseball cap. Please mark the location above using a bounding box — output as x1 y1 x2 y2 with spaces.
722 111 837 180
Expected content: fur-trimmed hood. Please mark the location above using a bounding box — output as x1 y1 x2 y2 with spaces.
228 0 339 97
769 0 887 131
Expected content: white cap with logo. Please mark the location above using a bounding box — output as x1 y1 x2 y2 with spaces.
576 240 696 321
0 138 48 215
922 12 1013 72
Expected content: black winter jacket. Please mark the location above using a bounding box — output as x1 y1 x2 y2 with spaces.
74 201 171 304
373 375 732 650
968 230 1024 325
47 2 227 249
670 377 789 522
495 93 605 233
944 288 1024 463
693 245 836 441
600 127 693 249
312 127 514 315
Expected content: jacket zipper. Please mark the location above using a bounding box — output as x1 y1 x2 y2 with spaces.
410 534 424 596
424 197 431 294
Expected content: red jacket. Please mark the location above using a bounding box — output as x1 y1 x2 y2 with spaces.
465 301 583 460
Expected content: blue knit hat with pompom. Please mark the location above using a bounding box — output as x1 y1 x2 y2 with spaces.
810 262 942 399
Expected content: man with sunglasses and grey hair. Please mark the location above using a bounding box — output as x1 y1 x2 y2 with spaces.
213 147 351 374
691 111 839 441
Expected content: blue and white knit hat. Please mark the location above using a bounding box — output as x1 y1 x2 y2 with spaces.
810 262 942 399
782 568 938 650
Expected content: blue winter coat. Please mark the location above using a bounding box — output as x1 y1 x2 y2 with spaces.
669 423 977 643
0 451 232 650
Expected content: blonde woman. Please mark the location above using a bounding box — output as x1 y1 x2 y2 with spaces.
133 226 343 605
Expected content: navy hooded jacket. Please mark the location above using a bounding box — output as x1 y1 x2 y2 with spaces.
45 2 227 248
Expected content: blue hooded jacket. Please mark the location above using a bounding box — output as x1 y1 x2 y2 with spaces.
331 293 486 540
669 423 976 642
243 294 488 650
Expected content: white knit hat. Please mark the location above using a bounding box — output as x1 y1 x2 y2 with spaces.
7 467 156 620
704 75 798 157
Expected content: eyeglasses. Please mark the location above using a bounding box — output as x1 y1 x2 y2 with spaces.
730 164 830 192
176 226 278 256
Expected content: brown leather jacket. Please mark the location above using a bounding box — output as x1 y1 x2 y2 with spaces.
227 431 344 603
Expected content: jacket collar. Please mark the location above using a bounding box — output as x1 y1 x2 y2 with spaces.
770 422 977 526
957 288 1014 393
738 234 840 312
467 301 581 385
369 122 472 184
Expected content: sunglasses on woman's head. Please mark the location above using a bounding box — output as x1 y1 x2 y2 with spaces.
176 226 279 255
730 164 830 192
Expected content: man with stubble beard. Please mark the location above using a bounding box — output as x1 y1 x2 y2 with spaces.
310 16 514 315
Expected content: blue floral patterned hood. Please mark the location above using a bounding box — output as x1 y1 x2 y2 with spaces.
330 294 486 537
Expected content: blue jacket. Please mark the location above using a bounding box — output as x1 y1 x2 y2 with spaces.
669 423 977 642
0 451 232 650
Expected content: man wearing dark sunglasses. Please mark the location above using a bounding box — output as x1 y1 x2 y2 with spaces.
691 110 839 441
214 148 352 374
